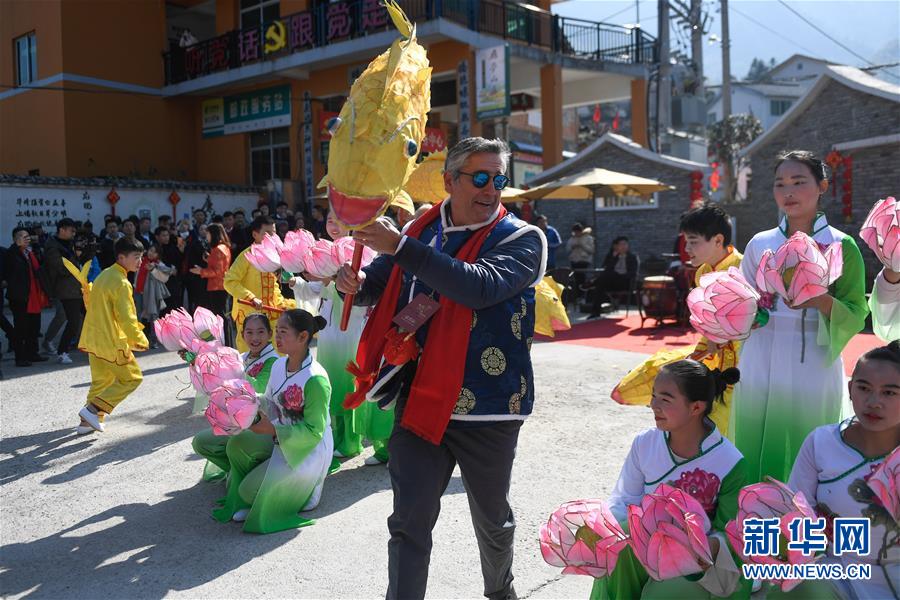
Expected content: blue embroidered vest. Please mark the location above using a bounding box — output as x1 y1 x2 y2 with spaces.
398 214 537 419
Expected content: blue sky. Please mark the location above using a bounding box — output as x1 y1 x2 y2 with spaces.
552 1 900 84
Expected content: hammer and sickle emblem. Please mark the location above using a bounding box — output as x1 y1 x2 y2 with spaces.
264 21 287 54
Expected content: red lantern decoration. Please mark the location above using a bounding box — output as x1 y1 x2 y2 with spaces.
168 190 181 220
825 150 842 198
689 171 704 207
107 187 120 216
841 155 853 222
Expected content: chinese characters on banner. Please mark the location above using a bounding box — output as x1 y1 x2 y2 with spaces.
202 85 291 138
458 60 471 140
178 0 395 83
303 92 315 203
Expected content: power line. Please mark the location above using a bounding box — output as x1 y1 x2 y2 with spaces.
730 4 819 56
776 0 876 66
599 3 634 24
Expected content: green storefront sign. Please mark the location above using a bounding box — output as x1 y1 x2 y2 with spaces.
202 85 291 138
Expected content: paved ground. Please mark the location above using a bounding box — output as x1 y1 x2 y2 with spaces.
0 328 657 599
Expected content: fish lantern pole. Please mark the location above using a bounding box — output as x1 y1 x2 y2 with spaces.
318 0 432 330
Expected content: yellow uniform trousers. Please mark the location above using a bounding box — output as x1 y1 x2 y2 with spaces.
87 354 143 414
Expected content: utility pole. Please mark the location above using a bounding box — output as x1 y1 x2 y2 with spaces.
689 0 705 102
657 0 672 151
721 0 733 199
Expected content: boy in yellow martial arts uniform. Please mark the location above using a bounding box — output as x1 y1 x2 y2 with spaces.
224 216 295 352
77 238 148 434
612 204 742 436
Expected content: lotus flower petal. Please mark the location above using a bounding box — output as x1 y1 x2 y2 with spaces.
860 197 900 271
244 233 283 272
192 307 224 346
725 478 822 591
281 229 316 273
539 499 629 578
331 236 377 270
867 446 900 523
756 232 843 306
305 239 340 278
189 346 245 396
687 268 760 343
205 378 259 436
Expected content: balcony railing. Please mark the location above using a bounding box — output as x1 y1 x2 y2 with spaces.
164 0 657 85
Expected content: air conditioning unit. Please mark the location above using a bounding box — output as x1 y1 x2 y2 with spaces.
672 95 706 128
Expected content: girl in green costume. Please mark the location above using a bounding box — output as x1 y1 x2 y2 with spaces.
292 212 392 466
193 313 279 481
592 361 750 600
210 309 333 533
732 150 868 483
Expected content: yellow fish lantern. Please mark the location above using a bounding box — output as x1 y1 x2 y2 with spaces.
534 276 571 337
321 0 432 230
403 150 448 205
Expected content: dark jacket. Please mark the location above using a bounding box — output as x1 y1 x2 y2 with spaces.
42 236 82 300
601 251 639 281
4 244 37 305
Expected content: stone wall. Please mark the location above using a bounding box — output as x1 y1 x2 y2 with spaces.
532 143 701 268
735 78 900 284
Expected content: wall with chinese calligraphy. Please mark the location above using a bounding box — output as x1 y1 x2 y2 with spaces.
0 184 262 238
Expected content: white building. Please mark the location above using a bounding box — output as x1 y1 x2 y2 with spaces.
706 54 838 131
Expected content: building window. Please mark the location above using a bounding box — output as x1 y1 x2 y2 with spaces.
250 128 291 185
595 194 658 211
240 0 280 29
770 99 792 116
707 112 718 125
15 33 37 86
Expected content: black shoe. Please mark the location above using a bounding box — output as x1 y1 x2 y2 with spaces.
587 313 602 319
15 360 32 367
29 355 49 362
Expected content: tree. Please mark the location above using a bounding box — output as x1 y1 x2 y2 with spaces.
745 57 776 82
708 114 763 201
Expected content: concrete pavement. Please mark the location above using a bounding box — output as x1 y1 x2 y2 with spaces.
0 340 656 599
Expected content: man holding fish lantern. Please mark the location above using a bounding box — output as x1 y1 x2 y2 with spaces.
337 138 548 600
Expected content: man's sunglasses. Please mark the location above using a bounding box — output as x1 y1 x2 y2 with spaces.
458 170 510 191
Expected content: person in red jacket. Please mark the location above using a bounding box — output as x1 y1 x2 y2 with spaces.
190 223 232 316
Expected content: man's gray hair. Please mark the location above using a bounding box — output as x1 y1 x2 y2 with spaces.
444 137 510 178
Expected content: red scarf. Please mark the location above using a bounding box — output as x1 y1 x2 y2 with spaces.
345 201 507 444
24 249 49 314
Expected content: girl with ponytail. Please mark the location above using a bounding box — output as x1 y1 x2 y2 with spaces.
786 341 900 600
210 308 334 533
591 360 751 599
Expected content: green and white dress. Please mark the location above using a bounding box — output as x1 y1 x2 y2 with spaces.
591 423 750 600
871 269 900 342
787 419 899 600
211 354 333 533
193 343 279 481
732 214 868 483
293 278 393 463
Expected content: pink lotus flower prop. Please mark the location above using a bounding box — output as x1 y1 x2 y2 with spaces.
755 232 842 307
191 306 224 346
280 229 316 273
867 446 900 523
539 499 629 578
205 378 259 436
627 483 714 580
244 233 284 272
688 267 761 344
305 239 340 278
860 196 900 272
725 478 820 592
189 345 244 396
154 308 193 352
331 236 376 270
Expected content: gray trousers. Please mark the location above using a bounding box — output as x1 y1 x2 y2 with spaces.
386 418 522 600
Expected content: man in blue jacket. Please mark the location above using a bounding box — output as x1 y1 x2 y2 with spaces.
337 137 547 600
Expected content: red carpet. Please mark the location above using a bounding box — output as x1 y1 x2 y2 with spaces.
538 314 882 376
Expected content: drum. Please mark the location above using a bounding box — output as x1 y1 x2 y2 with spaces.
640 275 678 321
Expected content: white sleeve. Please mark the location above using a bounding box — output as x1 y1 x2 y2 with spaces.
788 431 820 508
290 278 324 316
697 531 741 597
740 238 760 292
871 269 900 342
608 435 646 524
